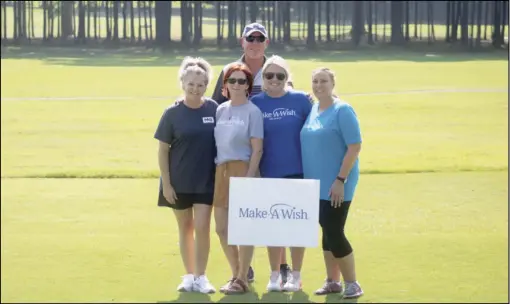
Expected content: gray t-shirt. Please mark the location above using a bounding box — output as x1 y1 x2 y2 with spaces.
214 101 264 165
154 98 218 194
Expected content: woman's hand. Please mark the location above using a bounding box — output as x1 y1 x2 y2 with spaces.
329 180 344 208
163 183 178 204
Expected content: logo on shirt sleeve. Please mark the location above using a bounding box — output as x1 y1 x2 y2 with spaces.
202 117 215 124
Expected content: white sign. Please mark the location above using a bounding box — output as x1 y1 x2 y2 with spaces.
228 177 320 247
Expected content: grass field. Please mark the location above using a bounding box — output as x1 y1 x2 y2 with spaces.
0 46 508 303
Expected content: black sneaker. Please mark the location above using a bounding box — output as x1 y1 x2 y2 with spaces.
247 266 255 283
280 263 291 284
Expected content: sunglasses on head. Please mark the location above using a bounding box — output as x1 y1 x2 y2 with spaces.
245 35 266 43
264 72 286 81
227 78 248 85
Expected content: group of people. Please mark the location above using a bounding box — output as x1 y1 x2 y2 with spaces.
154 23 364 299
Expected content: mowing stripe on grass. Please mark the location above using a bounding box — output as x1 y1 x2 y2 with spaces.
0 88 507 101
1 166 507 179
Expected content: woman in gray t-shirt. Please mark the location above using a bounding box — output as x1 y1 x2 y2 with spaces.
213 63 264 294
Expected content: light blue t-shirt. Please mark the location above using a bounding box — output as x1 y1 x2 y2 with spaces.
300 100 362 202
251 91 313 178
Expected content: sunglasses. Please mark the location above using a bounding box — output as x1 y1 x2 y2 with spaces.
227 78 248 85
245 35 266 43
264 72 286 81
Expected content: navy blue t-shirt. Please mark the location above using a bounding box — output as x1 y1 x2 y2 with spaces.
154 99 218 194
251 91 313 178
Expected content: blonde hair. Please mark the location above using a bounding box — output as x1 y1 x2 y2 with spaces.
178 57 213 86
312 67 336 85
261 55 292 91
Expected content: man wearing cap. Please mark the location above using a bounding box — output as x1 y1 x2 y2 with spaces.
211 23 293 104
211 22 293 284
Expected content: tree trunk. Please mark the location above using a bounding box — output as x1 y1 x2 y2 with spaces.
148 1 153 41
475 1 482 46
306 1 315 47
137 1 142 41
113 1 119 41
446 1 451 42
249 1 258 23
86 1 91 39
492 0 503 47
155 0 171 45
93 1 98 39
405 1 410 40
500 0 508 45
460 1 469 45
122 1 127 39
77 1 85 42
271 1 276 41
351 1 364 45
469 0 476 47
283 1 291 43
325 1 331 42
216 1 221 45
42 0 46 40
130 0 135 41
317 1 321 42
483 1 489 40
239 0 246 38
367 1 374 44
373 1 378 42
143 1 149 41
227 1 236 47
413 1 418 38
61 1 73 38
180 1 190 45
193 1 201 46
106 1 112 40
390 1 405 45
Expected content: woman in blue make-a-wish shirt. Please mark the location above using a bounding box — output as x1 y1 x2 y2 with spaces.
250 55 313 293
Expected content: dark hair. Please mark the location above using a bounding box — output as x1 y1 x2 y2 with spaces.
222 63 254 99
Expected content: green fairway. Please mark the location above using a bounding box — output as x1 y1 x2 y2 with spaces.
1 172 508 303
0 48 508 303
1 49 508 178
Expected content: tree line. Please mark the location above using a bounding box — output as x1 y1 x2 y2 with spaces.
1 1 508 49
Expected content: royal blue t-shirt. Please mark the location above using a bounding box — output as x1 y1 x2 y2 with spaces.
300 100 362 202
251 91 313 178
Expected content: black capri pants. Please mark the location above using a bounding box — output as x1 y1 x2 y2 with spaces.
319 199 353 259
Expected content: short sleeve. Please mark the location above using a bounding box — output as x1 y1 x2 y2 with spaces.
216 104 226 121
337 105 362 145
249 106 264 139
154 107 175 145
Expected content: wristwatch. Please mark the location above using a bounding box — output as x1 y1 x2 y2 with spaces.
336 176 347 184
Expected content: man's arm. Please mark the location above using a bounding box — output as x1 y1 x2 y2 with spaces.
211 70 228 104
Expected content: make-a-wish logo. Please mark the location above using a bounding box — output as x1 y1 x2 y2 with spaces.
262 108 297 120
238 203 308 220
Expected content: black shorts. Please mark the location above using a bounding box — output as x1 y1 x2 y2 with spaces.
158 191 213 210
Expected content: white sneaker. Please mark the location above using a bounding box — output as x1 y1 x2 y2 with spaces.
343 281 364 299
177 274 194 292
282 273 302 292
193 275 216 294
266 273 283 292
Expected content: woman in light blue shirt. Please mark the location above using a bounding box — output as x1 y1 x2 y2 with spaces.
300 68 364 299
